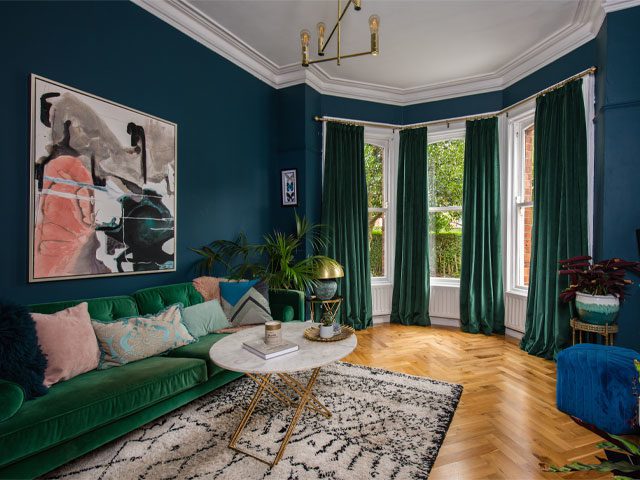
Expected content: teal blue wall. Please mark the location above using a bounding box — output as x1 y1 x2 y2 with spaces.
0 1 277 304
594 6 640 349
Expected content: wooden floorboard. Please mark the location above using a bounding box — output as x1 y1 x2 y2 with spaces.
342 323 608 479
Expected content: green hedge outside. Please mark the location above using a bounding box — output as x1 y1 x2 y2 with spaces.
431 231 462 278
370 229 384 277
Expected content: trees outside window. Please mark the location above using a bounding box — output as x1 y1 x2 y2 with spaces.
428 139 465 279
365 143 386 278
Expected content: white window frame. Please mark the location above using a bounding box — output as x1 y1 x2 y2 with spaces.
427 122 466 286
504 74 595 296
365 126 396 285
506 105 536 294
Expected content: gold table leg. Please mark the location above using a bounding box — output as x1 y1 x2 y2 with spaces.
229 367 327 467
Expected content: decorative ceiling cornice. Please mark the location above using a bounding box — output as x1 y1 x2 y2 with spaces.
132 0 627 106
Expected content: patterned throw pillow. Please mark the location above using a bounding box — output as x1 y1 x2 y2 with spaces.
91 304 195 369
220 280 272 327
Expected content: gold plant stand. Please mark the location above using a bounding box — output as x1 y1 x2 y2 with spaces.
570 317 619 346
307 295 343 324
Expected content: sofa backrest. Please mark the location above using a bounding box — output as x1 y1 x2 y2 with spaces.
29 296 139 322
132 282 203 315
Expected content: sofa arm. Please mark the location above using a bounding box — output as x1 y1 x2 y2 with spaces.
0 379 25 422
269 289 305 322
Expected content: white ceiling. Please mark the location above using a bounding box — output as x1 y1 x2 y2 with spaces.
133 0 637 105
190 0 581 89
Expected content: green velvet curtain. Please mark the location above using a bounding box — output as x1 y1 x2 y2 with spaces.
322 122 372 330
460 118 505 334
521 80 588 359
391 127 430 326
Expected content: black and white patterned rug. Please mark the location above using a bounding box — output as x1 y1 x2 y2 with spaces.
47 362 462 480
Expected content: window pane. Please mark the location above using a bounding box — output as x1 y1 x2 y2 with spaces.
518 205 533 287
523 125 535 202
429 211 462 278
427 139 465 208
365 144 384 208
368 212 385 277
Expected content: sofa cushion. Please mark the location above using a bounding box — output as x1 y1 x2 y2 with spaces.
32 302 100 386
0 380 24 422
133 283 204 315
92 305 195 369
181 300 231 338
167 333 229 378
30 296 139 323
0 356 206 468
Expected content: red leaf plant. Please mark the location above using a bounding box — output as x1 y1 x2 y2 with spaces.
558 255 640 303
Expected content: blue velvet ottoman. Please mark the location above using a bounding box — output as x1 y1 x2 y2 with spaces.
557 344 640 434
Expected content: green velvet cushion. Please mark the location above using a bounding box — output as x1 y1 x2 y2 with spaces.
0 356 206 468
0 380 24 422
167 333 229 377
269 289 305 321
282 305 294 322
133 283 203 315
181 300 230 338
29 296 139 323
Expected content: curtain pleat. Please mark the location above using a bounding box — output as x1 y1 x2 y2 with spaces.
390 127 430 326
459 117 505 334
322 122 372 330
520 80 588 359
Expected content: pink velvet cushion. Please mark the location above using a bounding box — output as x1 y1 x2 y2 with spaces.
32 302 100 387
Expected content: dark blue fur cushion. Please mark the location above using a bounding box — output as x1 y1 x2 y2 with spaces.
0 301 48 399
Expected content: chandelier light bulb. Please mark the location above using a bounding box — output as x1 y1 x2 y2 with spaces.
353 0 362 10
300 29 311 66
369 15 380 33
369 15 379 55
317 22 326 55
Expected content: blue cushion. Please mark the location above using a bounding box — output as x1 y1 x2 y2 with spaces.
219 280 259 306
557 344 640 434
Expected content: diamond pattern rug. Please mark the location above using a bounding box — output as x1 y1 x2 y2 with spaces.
46 362 462 480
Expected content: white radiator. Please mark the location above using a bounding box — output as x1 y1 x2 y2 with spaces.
505 292 527 333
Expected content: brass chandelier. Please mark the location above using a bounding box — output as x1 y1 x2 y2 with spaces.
300 0 379 67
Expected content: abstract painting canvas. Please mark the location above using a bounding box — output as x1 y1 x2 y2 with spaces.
29 75 177 282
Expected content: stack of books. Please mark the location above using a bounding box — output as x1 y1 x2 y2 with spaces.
242 339 299 360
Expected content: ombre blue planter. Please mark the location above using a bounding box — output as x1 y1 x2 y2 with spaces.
575 292 620 325
314 279 338 300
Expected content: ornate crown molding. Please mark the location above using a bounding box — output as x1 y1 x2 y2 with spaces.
133 0 621 106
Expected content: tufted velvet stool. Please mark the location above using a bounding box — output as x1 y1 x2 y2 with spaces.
557 343 640 434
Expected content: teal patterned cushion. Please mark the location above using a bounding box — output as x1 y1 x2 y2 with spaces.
91 304 195 369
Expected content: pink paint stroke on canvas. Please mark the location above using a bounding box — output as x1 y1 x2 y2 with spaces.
34 155 102 278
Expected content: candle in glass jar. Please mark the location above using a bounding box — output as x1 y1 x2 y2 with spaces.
264 321 282 345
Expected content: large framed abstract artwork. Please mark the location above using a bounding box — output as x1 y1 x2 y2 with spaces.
29 75 177 282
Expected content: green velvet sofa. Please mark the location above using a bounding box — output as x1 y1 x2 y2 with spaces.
0 282 304 479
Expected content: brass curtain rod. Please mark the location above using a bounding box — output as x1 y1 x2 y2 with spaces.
314 66 597 131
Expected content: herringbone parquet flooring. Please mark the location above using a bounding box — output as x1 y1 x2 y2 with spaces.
342 323 608 480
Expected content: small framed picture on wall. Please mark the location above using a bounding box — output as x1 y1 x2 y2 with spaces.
281 168 298 207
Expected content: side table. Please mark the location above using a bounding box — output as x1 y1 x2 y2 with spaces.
570 317 618 346
307 296 343 332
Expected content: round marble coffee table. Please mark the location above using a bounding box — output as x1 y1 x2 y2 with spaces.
210 321 357 467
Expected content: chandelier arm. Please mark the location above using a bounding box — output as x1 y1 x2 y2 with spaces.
308 50 373 65
320 0 353 55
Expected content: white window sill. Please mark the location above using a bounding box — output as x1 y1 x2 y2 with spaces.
430 278 460 288
506 288 528 298
371 278 392 287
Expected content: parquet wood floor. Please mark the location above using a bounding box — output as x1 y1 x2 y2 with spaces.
342 323 609 480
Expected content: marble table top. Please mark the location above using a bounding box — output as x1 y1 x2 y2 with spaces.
209 321 357 374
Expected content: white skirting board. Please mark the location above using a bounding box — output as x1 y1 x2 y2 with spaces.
370 283 526 340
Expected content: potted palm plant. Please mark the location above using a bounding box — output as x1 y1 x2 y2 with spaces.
191 212 338 293
558 256 640 325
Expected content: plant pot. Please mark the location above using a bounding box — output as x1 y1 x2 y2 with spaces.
314 279 337 300
575 292 620 325
319 324 334 339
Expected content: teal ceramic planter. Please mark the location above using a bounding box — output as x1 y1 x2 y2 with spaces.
575 292 620 325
